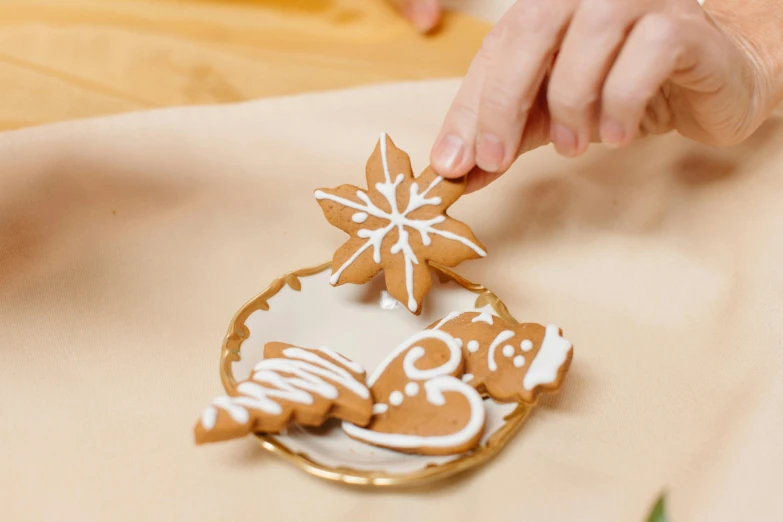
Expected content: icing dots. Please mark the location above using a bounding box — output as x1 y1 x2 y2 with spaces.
351 212 369 223
342 329 486 454
389 391 404 406
373 403 389 415
314 133 487 314
385 383 420 409
487 330 515 371
426 311 574 405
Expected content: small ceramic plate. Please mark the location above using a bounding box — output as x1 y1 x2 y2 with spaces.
219 262 531 487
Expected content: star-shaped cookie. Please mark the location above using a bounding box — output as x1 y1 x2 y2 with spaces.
314 133 487 314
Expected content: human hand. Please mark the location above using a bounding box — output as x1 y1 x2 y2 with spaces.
430 0 779 192
388 0 442 33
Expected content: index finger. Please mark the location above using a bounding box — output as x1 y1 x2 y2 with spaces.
430 25 503 178
475 0 574 173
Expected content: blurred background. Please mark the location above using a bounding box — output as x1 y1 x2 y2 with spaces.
0 0 492 131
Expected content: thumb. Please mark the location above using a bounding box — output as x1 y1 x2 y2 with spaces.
389 0 442 33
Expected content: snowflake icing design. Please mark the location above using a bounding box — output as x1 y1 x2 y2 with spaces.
314 133 487 314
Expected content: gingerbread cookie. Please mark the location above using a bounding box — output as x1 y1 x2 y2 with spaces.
342 329 486 455
194 343 372 444
314 133 487 315
429 311 573 404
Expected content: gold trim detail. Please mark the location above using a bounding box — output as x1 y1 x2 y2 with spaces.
218 261 532 487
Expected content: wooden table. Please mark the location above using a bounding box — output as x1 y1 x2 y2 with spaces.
0 0 489 131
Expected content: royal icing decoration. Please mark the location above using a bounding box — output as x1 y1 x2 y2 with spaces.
522 325 574 391
429 311 574 404
487 330 515 372
342 329 486 455
471 312 494 325
194 344 372 444
314 133 486 314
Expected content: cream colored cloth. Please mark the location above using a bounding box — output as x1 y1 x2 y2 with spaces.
2 78 783 522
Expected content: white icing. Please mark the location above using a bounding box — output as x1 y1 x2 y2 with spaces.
523 325 572 391
280 348 369 398
462 374 474 383
201 406 219 430
373 403 389 415
432 311 461 330
513 355 525 368
201 348 369 431
343 376 485 451
467 340 480 353
211 396 252 422
351 212 369 223
520 339 534 352
317 346 365 375
379 290 401 310
502 345 514 357
389 391 404 406
471 312 494 325
404 382 420 396
487 330 515 372
343 328 485 451
315 133 487 312
367 329 462 386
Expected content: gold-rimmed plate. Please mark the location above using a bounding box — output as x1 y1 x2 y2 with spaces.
219 262 531 487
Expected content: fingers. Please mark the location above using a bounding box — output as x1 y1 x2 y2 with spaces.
430 25 502 177
547 0 652 156
432 1 571 179
600 13 718 147
458 78 551 194
389 0 442 33
475 1 574 173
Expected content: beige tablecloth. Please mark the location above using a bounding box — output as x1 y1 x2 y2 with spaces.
1 76 782 521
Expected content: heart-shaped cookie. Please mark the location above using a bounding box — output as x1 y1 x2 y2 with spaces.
342 329 486 455
430 311 573 404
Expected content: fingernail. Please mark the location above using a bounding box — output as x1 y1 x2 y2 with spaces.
601 119 626 149
551 123 577 157
410 2 440 33
432 134 464 173
476 134 504 173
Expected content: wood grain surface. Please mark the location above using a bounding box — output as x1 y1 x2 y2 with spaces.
0 0 489 131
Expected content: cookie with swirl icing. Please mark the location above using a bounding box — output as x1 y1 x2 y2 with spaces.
194 343 373 444
429 311 574 404
342 329 486 455
314 133 487 315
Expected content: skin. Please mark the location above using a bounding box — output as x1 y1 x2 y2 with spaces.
392 0 783 193
388 0 443 32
